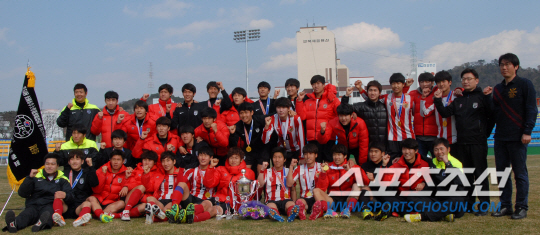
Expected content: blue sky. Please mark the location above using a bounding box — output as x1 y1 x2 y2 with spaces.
1 0 539 111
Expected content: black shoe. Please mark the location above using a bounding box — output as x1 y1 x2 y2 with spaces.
5 210 17 233
491 207 513 217
511 208 527 220
475 211 488 216
31 211 50 232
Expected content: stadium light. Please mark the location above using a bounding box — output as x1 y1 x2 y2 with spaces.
233 29 260 96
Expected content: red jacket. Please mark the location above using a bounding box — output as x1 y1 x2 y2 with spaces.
194 121 229 156
90 105 131 148
92 162 135 205
382 153 430 192
408 88 438 137
317 117 369 165
132 132 180 169
326 160 369 193
144 167 184 199
218 95 255 127
296 84 341 142
214 161 256 206
142 98 177 121
127 163 162 196
121 113 157 150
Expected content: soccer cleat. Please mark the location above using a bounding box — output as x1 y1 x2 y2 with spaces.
152 204 166 220
73 213 92 227
176 209 187 224
52 212 66 227
323 209 335 220
404 214 422 223
121 210 130 221
145 203 155 225
5 210 17 233
287 205 299 222
296 201 307 220
340 208 351 219
268 209 284 222
31 211 51 232
309 201 323 220
361 208 374 220
185 203 195 224
100 213 114 223
374 210 389 221
443 214 454 222
166 204 180 223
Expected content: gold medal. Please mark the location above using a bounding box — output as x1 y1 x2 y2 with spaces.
205 192 211 198
322 165 329 172
284 193 289 198
398 121 402 127
306 191 312 197
443 120 447 127
246 146 252 152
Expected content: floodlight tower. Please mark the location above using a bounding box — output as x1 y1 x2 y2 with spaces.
233 29 260 96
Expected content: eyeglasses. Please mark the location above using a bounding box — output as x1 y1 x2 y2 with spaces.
461 77 476 82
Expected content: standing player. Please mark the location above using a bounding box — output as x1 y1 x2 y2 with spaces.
141 84 177 120
122 100 156 150
252 81 276 116
57 83 100 141
194 108 230 166
90 90 130 148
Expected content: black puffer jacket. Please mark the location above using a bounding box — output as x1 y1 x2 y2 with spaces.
343 96 388 144
62 166 99 206
18 169 73 207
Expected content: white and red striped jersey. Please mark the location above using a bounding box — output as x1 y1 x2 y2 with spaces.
183 167 215 200
263 167 291 203
292 163 321 199
158 173 177 200
380 93 415 141
262 114 305 159
421 91 458 144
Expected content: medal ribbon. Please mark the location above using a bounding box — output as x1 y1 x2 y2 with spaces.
70 170 83 189
393 93 404 124
259 99 270 115
244 121 254 146
444 91 453 107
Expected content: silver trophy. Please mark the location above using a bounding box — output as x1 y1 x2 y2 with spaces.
235 169 254 203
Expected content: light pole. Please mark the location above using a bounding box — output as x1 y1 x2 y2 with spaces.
233 29 260 96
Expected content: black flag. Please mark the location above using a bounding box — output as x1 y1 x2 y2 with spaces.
7 67 48 189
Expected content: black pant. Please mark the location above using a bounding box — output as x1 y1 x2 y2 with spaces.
15 205 53 230
386 141 403 161
454 143 490 210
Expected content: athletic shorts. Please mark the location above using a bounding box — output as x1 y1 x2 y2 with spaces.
159 199 173 206
267 199 293 215
65 202 84 219
188 194 218 206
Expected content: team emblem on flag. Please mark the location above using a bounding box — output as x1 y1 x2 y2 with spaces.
13 115 34 139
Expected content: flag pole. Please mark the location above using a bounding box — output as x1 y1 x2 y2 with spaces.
0 189 15 217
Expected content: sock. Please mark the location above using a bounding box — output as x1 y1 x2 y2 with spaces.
348 198 358 211
94 209 104 218
194 204 205 215
80 207 91 216
193 212 211 222
320 201 328 215
129 207 142 217
148 201 156 206
53 199 63 215
125 189 143 211
113 213 122 218
270 207 280 215
286 206 294 216
171 186 184 205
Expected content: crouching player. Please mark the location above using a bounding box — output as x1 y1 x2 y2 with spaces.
325 144 372 220
4 153 73 233
258 147 299 222
286 143 331 221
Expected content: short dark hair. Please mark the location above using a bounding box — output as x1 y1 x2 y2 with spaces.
72 124 87 135
206 81 219 91
418 72 434 82
310 75 325 85
499 53 520 72
182 83 196 94
460 68 479 79
402 138 419 150
331 144 348 156
161 151 176 162
158 84 173 94
178 125 195 135
257 81 271 90
134 100 149 112
200 107 217 119
44 153 60 164
369 141 386 153
68 149 85 161
366 80 382 93
156 116 172 127
231 87 247 98
285 78 300 89
141 150 159 162
110 149 125 159
104 90 119 100
303 143 318 154
274 97 292 108
336 104 353 115
227 147 244 159
389 73 405 84
271 146 286 158
74 83 87 93
434 71 452 83
237 102 253 112
433 138 450 149
111 129 127 141
198 146 214 158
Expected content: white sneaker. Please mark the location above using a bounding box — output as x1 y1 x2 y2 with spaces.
52 213 66 227
73 213 92 227
145 203 154 225
121 210 131 221
152 204 166 220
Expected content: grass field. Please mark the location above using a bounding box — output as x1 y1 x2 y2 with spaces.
1 155 539 234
